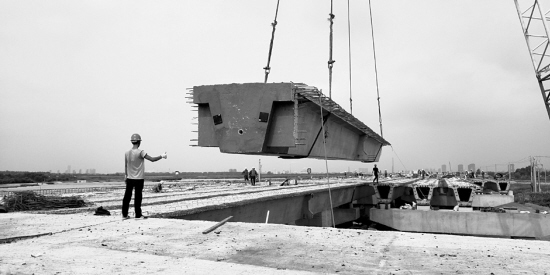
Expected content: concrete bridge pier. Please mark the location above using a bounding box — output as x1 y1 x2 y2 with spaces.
295 184 376 227
498 181 511 194
295 208 360 227
412 185 433 206
165 183 378 228
371 179 478 209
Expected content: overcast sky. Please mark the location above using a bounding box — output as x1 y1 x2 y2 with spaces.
1 0 550 174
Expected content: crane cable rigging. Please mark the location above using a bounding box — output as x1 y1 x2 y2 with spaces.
313 0 337 228
368 0 384 137
260 0 387 228
263 0 281 83
328 0 335 98
347 0 353 114
261 0 384 137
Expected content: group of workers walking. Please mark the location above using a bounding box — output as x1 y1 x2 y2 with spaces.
241 167 258 186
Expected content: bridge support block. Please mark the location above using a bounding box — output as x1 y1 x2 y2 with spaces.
295 208 360 227
472 194 514 209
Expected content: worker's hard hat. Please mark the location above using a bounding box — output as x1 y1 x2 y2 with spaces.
131 133 142 141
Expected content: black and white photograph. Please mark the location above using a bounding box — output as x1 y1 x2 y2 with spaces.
1 1 550 274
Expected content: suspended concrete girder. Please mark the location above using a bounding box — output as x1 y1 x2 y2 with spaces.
191 82 390 162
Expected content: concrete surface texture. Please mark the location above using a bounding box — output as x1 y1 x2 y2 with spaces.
1 212 549 274
472 194 514 207
192 82 388 162
370 208 550 240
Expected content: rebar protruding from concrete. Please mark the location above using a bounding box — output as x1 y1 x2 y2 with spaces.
202 216 233 234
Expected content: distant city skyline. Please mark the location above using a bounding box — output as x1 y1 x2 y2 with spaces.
27 157 548 175
39 160 540 175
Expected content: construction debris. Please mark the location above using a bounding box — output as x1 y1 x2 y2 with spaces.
3 191 90 211
94 206 111 216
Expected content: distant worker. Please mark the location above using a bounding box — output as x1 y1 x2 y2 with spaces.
242 167 249 184
123 133 167 220
384 169 388 178
481 170 485 179
249 167 258 186
373 164 379 183
421 169 426 180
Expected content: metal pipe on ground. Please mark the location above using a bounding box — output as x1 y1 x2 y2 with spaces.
202 216 233 234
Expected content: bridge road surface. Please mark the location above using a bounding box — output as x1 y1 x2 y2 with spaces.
14 178 391 218
1 179 550 274
1 212 549 274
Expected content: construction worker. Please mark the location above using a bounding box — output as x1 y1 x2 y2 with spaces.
372 164 379 183
249 167 258 186
123 133 167 220
242 167 249 184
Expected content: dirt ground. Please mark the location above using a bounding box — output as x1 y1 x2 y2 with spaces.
1 212 549 275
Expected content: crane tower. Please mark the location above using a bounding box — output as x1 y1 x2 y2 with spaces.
515 0 550 121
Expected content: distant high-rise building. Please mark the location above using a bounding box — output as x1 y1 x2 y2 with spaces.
229 169 237 172
358 168 369 173
441 165 447 173
468 163 475 172
87 169 92 174
79 169 82 174
458 164 464 172
66 165 71 174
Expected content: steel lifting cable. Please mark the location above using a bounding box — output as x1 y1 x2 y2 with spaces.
368 0 384 137
347 0 353 114
391 145 407 172
263 0 281 83
328 0 335 98
318 91 336 228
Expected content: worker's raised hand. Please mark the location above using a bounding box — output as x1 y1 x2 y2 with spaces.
161 152 167 159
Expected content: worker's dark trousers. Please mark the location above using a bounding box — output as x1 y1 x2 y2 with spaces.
373 175 378 183
122 179 144 217
250 177 256 186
